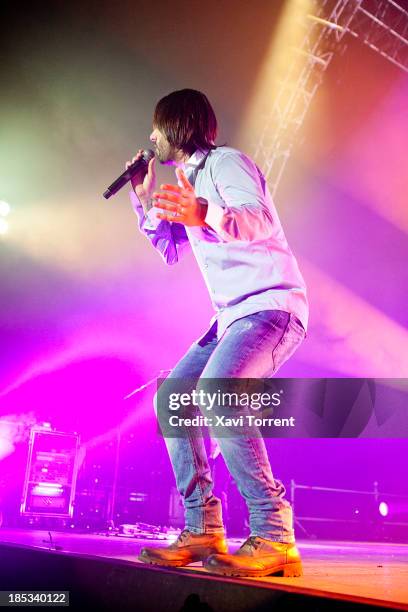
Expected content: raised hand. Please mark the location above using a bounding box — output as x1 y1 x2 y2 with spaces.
152 168 208 227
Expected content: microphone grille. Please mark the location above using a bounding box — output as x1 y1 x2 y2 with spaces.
142 149 155 162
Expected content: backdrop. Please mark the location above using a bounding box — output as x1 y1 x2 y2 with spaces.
1 0 407 523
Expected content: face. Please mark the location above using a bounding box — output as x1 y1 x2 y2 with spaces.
150 126 178 164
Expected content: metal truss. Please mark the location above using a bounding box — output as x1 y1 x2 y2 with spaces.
254 0 408 197
349 0 408 73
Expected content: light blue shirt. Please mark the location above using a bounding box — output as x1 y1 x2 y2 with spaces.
130 146 309 340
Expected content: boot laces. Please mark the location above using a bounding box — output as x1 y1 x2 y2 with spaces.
176 529 191 543
239 536 262 552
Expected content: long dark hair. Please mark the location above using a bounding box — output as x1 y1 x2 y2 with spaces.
153 89 217 156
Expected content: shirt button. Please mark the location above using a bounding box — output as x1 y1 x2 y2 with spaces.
204 263 208 269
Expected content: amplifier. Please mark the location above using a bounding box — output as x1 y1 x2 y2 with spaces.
20 426 80 518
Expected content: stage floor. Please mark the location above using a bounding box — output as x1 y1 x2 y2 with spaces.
0 528 407 610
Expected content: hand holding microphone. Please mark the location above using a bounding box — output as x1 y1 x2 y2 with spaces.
103 149 155 213
126 149 156 213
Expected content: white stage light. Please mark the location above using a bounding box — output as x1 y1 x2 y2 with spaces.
0 201 11 217
0 218 9 235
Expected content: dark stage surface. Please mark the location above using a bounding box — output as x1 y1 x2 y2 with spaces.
0 528 407 611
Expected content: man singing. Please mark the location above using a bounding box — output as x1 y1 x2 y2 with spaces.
127 89 308 577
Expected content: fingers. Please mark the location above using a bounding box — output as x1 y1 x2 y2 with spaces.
125 149 145 169
153 199 179 212
159 183 182 194
133 149 144 163
153 195 187 218
156 183 191 199
175 167 193 191
152 189 186 204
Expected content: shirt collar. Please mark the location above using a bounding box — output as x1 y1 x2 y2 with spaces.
184 148 209 170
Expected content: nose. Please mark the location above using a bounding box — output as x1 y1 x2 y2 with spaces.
150 129 157 143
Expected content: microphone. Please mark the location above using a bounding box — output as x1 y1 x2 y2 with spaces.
103 149 155 199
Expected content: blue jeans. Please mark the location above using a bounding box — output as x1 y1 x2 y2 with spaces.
155 310 306 542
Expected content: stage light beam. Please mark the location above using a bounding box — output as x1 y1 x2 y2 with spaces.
239 0 317 150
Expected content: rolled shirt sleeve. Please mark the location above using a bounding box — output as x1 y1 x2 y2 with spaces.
204 152 276 242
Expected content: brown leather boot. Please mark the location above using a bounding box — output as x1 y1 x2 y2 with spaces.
204 536 303 577
138 530 228 567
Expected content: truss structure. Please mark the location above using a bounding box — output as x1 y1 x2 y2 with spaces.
349 0 408 73
254 0 408 197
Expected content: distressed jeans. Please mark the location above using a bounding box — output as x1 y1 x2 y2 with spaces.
155 310 306 542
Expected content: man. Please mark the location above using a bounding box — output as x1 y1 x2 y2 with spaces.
127 89 308 577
